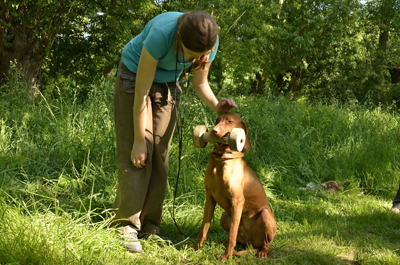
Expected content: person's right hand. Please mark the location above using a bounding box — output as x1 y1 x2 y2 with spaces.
131 140 147 168
215 98 237 114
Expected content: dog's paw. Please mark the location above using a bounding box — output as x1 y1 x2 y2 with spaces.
256 249 269 258
219 254 232 261
192 241 203 251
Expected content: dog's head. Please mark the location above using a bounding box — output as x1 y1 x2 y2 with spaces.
212 112 251 152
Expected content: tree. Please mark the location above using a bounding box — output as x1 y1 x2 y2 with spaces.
246 0 362 98
0 1 88 97
369 0 400 83
42 0 162 99
0 0 166 99
2 0 399 107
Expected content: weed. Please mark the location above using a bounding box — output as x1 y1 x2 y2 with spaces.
1 77 400 264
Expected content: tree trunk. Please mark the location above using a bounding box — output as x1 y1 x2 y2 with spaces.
1 27 46 99
0 1 78 99
389 68 400 84
275 68 303 97
250 71 267 95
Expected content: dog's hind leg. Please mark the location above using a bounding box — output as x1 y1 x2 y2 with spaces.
257 209 276 258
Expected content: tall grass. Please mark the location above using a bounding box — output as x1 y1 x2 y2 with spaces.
1 74 400 264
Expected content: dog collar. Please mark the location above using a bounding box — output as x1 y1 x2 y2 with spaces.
212 149 245 160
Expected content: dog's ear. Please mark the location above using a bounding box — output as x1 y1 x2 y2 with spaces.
241 120 251 151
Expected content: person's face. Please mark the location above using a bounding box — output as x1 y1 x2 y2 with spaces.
181 42 213 62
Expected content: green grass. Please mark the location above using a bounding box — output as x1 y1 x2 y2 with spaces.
1 76 400 264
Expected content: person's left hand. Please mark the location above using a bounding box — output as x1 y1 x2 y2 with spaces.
215 98 237 114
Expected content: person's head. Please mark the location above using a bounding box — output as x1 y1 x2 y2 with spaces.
176 11 218 70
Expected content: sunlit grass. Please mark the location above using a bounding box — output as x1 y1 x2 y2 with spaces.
1 76 400 264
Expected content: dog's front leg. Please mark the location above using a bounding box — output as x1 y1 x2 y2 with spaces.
193 193 216 250
220 195 244 261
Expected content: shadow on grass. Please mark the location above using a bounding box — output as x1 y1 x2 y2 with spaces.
156 191 400 264
269 194 400 263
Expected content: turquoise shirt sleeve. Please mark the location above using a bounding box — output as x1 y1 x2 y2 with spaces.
143 28 169 60
122 12 219 83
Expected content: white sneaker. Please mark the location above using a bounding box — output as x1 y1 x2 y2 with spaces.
391 207 400 214
117 226 142 253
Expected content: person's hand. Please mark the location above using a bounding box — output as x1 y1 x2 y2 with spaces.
131 140 147 168
215 98 237 114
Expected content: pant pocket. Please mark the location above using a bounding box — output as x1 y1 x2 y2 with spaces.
121 78 136 94
150 83 182 109
117 60 136 94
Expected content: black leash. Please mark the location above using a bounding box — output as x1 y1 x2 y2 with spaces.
171 48 195 238
172 10 246 238
170 11 247 238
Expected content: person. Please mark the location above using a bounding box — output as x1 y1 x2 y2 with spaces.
391 182 400 213
112 11 237 253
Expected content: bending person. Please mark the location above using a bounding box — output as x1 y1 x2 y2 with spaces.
112 11 237 253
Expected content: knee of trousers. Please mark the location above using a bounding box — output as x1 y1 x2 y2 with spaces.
117 165 152 195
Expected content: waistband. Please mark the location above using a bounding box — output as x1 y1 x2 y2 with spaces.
117 59 179 89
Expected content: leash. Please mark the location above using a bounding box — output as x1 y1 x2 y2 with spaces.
170 10 247 235
171 48 196 238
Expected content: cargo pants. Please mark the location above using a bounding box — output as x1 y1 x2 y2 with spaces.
112 60 181 235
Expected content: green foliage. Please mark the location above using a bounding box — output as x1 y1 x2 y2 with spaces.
192 0 400 107
2 72 400 263
3 1 400 261
0 74 116 219
1 0 97 88
0 201 123 264
41 0 164 100
215 0 364 96
178 93 400 198
3 0 400 107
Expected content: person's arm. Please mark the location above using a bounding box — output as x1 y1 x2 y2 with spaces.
131 47 158 168
192 62 237 114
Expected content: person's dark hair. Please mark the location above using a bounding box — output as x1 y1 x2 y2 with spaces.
177 11 218 70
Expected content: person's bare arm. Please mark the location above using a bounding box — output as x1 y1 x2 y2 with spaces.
192 62 237 114
131 47 158 168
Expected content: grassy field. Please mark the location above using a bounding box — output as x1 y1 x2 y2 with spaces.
1 76 400 264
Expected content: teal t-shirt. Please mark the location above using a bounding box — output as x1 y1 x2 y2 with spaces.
122 12 219 83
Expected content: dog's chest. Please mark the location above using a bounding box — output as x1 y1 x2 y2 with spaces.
204 160 243 209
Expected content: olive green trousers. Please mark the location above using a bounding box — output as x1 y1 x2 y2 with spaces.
113 60 181 235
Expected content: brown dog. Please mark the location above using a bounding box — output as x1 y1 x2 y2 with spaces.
193 112 277 260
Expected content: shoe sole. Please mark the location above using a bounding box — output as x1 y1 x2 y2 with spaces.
126 242 143 253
